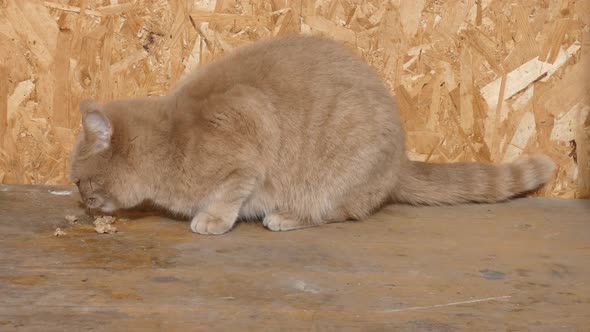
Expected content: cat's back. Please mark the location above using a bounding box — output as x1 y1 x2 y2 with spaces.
173 35 384 99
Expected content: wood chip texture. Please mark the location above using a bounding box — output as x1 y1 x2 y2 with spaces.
0 0 588 198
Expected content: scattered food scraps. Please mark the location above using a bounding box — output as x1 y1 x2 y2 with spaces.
64 215 78 223
93 216 118 234
54 228 67 236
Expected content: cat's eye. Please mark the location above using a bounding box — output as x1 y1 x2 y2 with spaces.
75 180 81 187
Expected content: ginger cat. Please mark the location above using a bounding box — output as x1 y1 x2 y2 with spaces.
69 35 554 235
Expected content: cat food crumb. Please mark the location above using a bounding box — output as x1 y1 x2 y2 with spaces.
54 228 67 236
64 215 78 223
93 216 118 234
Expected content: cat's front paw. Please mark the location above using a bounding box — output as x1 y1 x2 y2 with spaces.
190 213 234 235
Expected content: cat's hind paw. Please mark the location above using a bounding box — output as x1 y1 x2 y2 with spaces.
263 213 312 232
190 213 234 235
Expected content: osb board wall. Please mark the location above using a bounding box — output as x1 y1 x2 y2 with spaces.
0 0 588 198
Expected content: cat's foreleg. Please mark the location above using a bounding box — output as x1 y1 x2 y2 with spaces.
190 172 256 235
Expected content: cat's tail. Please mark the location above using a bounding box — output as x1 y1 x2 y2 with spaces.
391 154 555 205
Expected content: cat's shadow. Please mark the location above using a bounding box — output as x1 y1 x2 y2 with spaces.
78 200 263 226
79 200 187 223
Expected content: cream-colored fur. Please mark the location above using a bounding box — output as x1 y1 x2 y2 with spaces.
68 35 555 235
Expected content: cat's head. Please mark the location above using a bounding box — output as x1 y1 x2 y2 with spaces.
68 100 136 213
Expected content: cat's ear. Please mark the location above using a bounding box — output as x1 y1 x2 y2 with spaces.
80 100 112 153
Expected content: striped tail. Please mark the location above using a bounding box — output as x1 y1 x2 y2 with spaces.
392 154 555 205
